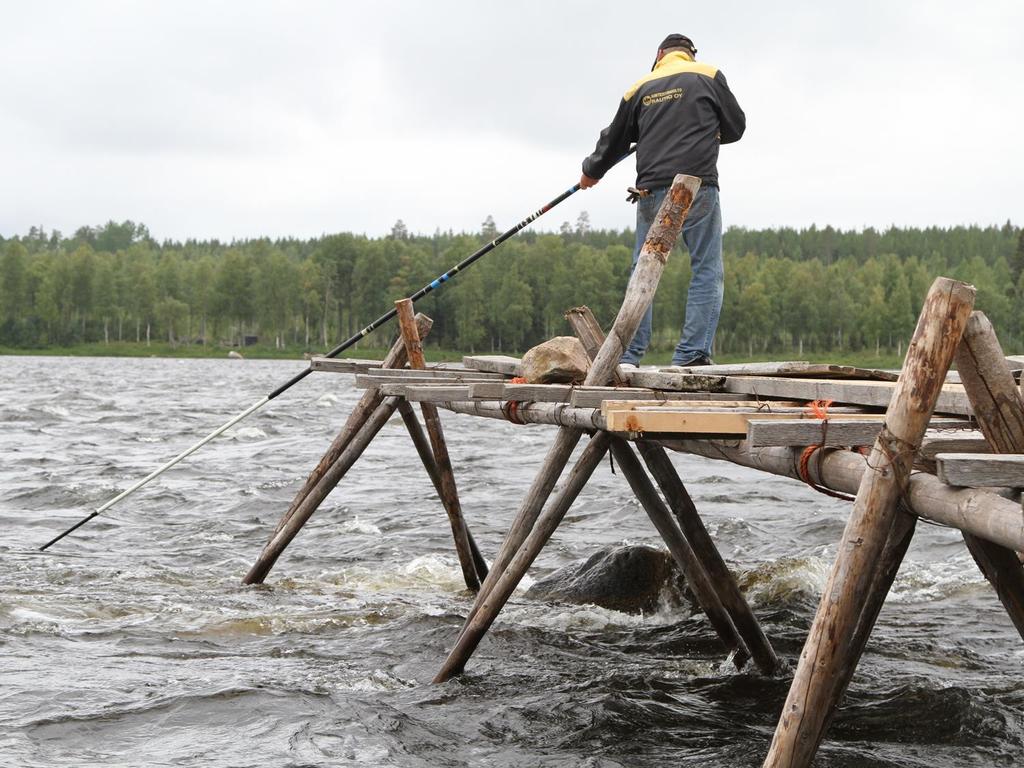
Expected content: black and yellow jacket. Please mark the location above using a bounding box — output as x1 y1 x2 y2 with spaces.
582 51 745 190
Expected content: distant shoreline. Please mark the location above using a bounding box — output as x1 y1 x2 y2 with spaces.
0 342 907 369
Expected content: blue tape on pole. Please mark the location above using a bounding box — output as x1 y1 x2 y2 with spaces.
430 279 441 289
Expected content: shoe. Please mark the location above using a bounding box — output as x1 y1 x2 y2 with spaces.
671 352 714 367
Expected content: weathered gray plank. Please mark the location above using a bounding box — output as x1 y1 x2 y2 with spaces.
662 361 898 381
461 354 521 375
919 432 991 459
724 375 973 416
569 388 754 408
354 373 498 389
748 417 971 447
623 369 726 392
936 453 1024 487
364 367 505 380
378 384 474 402
309 357 386 373
500 383 575 403
467 381 506 399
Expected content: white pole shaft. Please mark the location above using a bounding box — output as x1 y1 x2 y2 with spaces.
95 395 270 515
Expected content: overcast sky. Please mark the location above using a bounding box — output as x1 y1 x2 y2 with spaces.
1 1 1021 242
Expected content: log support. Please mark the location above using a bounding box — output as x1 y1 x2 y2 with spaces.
244 314 433 584
568 303 779 674
433 174 701 682
763 277 975 768
395 298 483 592
953 311 1024 639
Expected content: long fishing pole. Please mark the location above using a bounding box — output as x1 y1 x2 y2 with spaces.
40 148 636 551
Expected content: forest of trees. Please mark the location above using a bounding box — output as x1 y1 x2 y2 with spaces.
1 217 1022 357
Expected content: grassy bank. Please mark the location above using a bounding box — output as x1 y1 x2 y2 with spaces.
0 341 906 369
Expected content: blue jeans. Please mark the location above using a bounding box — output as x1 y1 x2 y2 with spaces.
620 184 724 366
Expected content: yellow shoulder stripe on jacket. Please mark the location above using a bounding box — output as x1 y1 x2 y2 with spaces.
624 52 720 102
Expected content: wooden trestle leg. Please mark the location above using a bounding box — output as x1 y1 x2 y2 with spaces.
433 430 614 682
243 314 433 585
609 437 751 669
395 298 481 592
433 174 701 682
244 395 403 584
636 441 781 674
763 277 975 768
953 311 1024 639
396 400 489 581
566 303 779 674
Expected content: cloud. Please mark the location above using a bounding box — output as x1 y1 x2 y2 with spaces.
0 0 1021 240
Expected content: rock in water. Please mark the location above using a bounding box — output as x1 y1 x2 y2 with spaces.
519 336 590 384
526 544 690 614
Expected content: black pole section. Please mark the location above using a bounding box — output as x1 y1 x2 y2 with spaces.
40 149 635 550
267 151 634 399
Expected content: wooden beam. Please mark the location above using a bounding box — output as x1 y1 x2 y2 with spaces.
664 438 1024 553
748 417 971 448
379 384 474 402
622 369 726 391
434 174 702 684
309 357 386 373
396 298 481 592
467 381 506 399
610 437 752 670
433 431 614 684
461 354 521 375
764 276 975 768
396 400 489 581
566 304 778 674
569 388 754 408
635 440 780 674
243 314 433 585
919 432 991 460
500 383 575 403
604 409 887 436
936 453 1024 487
355 373 498 389
442 400 606 431
663 361 898 381
363 367 506 380
725 375 973 416
952 310 1024 642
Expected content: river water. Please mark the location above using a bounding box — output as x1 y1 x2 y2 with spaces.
1 356 1021 767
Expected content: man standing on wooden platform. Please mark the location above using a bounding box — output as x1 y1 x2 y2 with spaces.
580 34 745 367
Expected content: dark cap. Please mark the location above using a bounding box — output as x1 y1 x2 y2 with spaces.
652 34 697 70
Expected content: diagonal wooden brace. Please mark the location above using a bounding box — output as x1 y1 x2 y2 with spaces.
433 174 701 681
243 314 433 585
395 298 482 592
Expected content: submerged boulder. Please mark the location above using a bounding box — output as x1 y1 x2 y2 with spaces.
519 336 590 384
526 544 689 614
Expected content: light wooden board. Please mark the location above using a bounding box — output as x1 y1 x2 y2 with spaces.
723 375 973 416
601 400 809 414
603 408 889 435
660 361 898 381
623 370 727 392
747 417 971 447
462 355 521 375
936 453 1024 487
